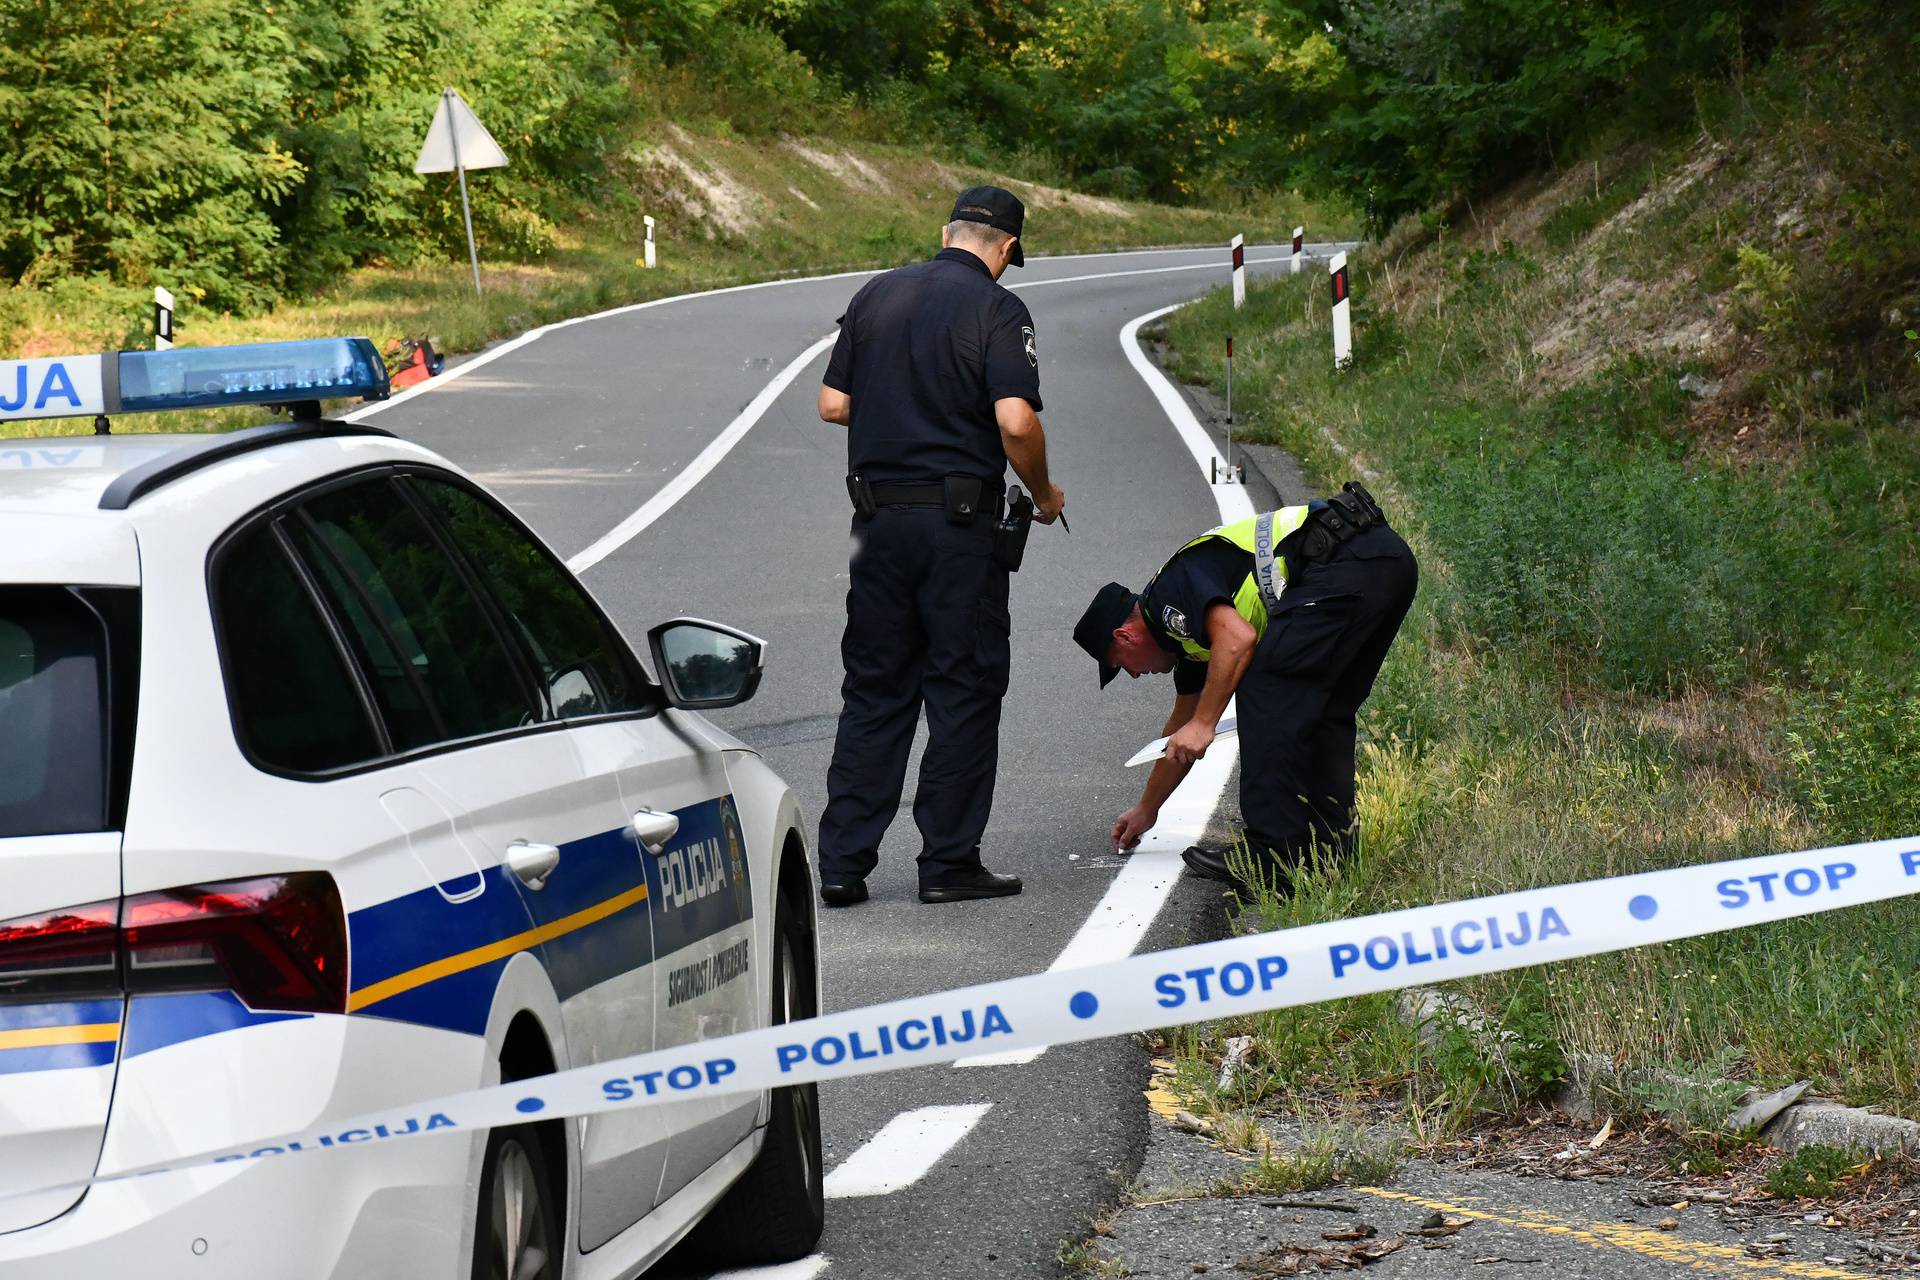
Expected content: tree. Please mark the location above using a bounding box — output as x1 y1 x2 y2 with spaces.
0 0 300 307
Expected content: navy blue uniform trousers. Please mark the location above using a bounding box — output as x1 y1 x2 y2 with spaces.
1238 522 1418 865
818 508 1012 887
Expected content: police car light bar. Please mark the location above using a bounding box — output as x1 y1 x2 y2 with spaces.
0 337 390 424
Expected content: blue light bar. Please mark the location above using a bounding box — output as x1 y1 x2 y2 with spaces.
115 338 389 414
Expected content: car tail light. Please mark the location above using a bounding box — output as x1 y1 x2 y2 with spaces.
123 874 349 1014
0 900 121 1001
0 874 347 1015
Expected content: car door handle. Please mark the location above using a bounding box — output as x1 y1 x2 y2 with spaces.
631 809 679 855
506 840 562 891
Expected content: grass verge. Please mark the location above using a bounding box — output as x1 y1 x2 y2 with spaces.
1150 119 1920 1130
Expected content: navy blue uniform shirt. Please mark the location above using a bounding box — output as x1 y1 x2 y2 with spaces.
1142 539 1253 694
824 247 1042 485
1144 501 1329 694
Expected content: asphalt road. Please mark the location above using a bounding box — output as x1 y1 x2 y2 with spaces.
358 243 1882 1280
366 242 1316 1277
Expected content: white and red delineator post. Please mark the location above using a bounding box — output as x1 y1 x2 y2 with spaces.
1291 225 1304 275
644 215 656 269
1230 234 1246 309
1330 251 1353 370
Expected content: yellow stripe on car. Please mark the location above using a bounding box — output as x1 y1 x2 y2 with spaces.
348 884 650 1013
0 1022 121 1051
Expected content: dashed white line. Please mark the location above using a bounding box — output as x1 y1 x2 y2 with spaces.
820 1104 994 1199
563 332 838 573
344 245 1296 426
709 1258 830 1280
1010 257 1285 292
553 258 1290 575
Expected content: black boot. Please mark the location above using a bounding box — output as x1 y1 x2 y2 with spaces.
820 879 869 907
919 869 1022 903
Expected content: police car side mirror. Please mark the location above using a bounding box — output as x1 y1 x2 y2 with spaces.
646 619 765 711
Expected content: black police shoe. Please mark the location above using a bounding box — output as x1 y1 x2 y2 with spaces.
1182 845 1291 897
820 880 869 907
919 869 1022 904
1180 843 1241 885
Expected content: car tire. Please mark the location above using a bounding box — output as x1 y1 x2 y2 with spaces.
678 886 825 1265
472 1124 560 1280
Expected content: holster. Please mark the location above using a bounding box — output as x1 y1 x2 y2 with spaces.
1288 481 1387 568
993 486 1035 572
845 473 877 518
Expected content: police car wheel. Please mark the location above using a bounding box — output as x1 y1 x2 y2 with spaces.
679 887 825 1264
473 1126 559 1280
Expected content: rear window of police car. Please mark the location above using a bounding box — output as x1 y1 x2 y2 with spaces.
0 588 116 837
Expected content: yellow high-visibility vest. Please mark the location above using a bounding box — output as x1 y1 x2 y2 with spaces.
1150 505 1312 662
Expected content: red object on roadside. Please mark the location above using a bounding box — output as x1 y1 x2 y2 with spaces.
389 336 443 389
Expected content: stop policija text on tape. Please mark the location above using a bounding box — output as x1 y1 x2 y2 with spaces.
15 837 1918 1200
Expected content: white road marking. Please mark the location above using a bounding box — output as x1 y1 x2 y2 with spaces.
1011 256 1284 292
341 245 1302 426
820 1104 994 1198
564 332 838 573
536 257 1293 574
1119 302 1257 523
709 1258 829 1280
956 299 1251 1070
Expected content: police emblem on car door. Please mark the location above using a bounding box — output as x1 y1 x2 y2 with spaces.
648 791 757 1203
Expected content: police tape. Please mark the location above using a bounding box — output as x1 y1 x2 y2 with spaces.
25 834 1920 1198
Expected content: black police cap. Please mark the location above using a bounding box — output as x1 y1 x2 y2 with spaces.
1074 581 1137 688
950 185 1026 268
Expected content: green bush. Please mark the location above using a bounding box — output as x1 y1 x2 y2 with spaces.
1767 1144 1867 1199
1413 353 1920 697
1785 673 1920 843
0 0 629 310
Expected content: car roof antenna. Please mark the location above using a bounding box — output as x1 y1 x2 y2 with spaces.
93 414 111 436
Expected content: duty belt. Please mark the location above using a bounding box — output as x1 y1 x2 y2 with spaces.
1255 482 1388 610
854 478 1005 522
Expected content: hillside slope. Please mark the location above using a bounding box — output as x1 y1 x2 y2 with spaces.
1 120 1322 403
1156 57 1919 1123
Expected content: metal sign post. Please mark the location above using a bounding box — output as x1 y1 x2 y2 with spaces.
414 88 510 296
1213 336 1243 486
153 287 174 350
1225 335 1238 482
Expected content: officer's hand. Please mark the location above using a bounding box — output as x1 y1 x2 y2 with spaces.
1165 719 1216 767
1033 484 1066 525
1113 803 1158 852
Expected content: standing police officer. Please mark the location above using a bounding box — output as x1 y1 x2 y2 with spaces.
814 186 1065 907
1073 484 1416 892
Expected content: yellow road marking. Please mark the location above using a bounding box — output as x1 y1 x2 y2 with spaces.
1144 1079 1185 1123
1355 1185 1871 1279
0 1022 121 1051
1145 1061 1185 1123
348 884 649 1012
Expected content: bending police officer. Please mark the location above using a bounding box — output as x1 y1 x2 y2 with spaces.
815 186 1065 907
1074 483 1415 891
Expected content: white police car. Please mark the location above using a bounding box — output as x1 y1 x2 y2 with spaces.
0 339 823 1277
